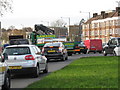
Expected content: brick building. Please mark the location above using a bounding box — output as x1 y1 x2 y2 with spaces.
82 7 120 44
50 27 67 38
69 25 81 41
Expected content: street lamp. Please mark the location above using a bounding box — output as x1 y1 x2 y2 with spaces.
61 17 70 36
41 21 49 26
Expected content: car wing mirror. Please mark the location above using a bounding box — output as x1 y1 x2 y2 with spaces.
36 52 41 55
1 53 8 62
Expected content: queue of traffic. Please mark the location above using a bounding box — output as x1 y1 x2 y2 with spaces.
0 36 120 90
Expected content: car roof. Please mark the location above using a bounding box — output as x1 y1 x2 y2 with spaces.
5 45 36 48
110 37 120 39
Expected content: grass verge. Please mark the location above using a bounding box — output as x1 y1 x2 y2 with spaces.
26 56 119 88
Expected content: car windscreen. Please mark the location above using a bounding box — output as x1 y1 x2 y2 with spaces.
44 43 60 47
4 47 31 55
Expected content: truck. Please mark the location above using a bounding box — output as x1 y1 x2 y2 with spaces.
30 24 56 49
63 42 75 56
84 39 102 53
74 41 87 54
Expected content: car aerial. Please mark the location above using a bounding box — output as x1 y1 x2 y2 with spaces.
2 45 48 78
0 54 11 90
103 37 120 56
42 42 68 61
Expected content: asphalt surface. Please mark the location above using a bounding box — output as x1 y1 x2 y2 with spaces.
11 53 103 89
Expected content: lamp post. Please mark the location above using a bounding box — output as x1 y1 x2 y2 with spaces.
61 17 70 36
41 21 49 26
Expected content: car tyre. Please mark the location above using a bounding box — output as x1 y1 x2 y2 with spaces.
2 72 11 90
32 66 40 78
43 63 48 73
65 56 68 60
61 55 65 61
113 51 117 56
103 50 107 56
68 53 72 56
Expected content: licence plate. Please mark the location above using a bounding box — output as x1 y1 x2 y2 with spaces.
48 50 55 52
9 66 22 69
80 48 84 49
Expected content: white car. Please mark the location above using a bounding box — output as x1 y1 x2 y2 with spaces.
0 54 11 90
113 46 120 56
3 45 48 78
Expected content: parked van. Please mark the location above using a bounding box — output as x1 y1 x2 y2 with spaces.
84 39 102 53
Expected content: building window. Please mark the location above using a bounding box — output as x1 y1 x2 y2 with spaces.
110 29 113 35
94 23 98 28
99 30 102 35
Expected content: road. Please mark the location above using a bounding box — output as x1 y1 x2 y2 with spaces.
11 53 103 89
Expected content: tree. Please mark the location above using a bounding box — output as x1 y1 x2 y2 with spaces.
51 19 66 27
0 0 13 16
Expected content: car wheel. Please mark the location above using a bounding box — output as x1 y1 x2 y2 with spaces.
65 56 68 60
103 50 107 56
33 66 40 78
43 63 48 73
68 53 72 56
113 51 117 56
61 55 65 61
2 72 11 90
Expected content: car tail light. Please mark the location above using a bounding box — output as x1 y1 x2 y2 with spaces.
42 48 45 54
58 47 63 52
25 55 35 60
75 46 79 48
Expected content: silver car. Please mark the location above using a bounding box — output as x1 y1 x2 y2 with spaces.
3 45 48 78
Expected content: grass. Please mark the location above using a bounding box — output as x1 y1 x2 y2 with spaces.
26 56 119 88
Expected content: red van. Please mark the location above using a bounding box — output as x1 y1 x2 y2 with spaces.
84 39 102 53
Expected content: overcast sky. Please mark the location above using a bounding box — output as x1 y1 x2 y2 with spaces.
0 0 118 29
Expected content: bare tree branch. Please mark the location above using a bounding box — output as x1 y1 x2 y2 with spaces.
0 0 13 16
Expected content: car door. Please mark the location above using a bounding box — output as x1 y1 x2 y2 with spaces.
32 46 46 70
106 39 117 53
0 63 3 86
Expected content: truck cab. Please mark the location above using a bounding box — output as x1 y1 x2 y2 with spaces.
103 37 120 56
0 54 11 90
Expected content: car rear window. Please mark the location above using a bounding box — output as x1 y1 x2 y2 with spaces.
44 43 61 47
4 47 31 55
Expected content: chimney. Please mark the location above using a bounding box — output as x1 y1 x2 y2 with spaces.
93 13 98 18
116 7 120 16
105 13 108 18
101 11 105 18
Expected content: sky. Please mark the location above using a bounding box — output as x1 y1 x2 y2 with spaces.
0 0 118 29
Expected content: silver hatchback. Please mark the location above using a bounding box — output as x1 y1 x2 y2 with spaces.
3 45 48 78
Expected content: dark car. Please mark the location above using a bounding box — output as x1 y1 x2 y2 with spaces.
42 42 68 61
103 37 120 56
74 42 87 54
9 39 30 45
